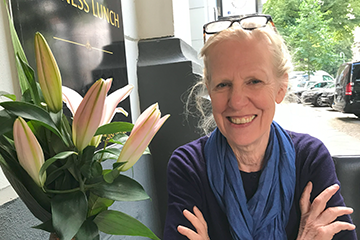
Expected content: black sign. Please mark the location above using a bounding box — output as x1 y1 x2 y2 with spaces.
10 0 131 122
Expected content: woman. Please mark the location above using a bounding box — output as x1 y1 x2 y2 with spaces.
163 15 356 240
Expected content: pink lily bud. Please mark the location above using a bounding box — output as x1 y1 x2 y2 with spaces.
72 79 112 151
13 117 46 187
34 32 62 113
117 103 170 171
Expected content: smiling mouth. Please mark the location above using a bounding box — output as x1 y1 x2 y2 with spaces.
228 115 256 125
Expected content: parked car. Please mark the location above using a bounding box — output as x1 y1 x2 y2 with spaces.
332 61 360 117
287 70 334 103
301 82 335 106
320 85 336 107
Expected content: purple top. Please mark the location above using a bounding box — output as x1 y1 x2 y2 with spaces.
164 131 357 240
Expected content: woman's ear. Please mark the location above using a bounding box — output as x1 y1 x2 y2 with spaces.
275 73 289 104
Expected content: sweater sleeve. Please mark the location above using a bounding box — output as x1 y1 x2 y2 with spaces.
163 139 207 240
291 132 357 240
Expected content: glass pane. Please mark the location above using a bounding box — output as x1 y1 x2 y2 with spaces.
240 16 268 29
205 21 232 33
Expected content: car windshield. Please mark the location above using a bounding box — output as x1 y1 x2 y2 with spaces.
326 83 335 88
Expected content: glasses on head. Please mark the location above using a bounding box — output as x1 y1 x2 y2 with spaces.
203 14 276 43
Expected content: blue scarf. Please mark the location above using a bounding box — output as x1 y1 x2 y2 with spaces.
205 121 295 240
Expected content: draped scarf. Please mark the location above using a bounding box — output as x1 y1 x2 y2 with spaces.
205 121 295 240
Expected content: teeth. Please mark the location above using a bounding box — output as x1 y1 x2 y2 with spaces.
229 115 255 124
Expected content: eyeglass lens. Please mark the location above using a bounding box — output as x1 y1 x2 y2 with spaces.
205 16 269 34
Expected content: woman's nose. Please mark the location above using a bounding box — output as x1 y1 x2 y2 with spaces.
228 87 249 110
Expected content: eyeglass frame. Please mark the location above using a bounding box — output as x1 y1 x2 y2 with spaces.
202 14 276 43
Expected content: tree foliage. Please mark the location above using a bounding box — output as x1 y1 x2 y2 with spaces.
263 0 360 76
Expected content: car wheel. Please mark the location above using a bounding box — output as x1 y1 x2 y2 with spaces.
313 95 324 107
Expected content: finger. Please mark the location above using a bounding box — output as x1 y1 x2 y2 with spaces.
177 225 201 240
310 184 340 217
193 206 207 228
183 209 206 234
193 206 209 237
318 206 354 224
320 221 356 238
299 181 313 214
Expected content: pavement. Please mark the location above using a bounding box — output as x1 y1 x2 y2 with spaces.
274 102 360 156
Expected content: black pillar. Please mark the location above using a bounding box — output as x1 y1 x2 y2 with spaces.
137 37 203 233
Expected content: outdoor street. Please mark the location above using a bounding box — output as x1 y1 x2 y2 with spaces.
274 102 360 156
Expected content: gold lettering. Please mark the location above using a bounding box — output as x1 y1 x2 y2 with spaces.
92 0 97 17
78 0 83 10
103 6 110 23
111 11 120 28
62 0 71 4
83 0 89 13
96 2 103 19
71 0 77 7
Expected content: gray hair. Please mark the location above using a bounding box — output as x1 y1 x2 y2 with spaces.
186 26 293 135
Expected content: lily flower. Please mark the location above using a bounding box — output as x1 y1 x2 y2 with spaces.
34 32 62 113
13 117 46 187
117 103 170 171
62 83 133 125
62 82 134 148
72 79 113 151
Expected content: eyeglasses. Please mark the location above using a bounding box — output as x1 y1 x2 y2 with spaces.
203 14 276 43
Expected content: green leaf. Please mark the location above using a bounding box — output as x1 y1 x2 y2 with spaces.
0 91 16 101
102 168 120 183
33 219 54 233
16 55 41 106
80 146 101 179
94 210 160 240
75 219 100 240
94 148 121 158
52 191 88 240
108 132 129 145
39 151 77 184
5 0 29 94
91 174 149 202
88 192 114 217
0 101 63 141
95 122 134 136
0 153 51 222
0 110 16 136
92 147 122 163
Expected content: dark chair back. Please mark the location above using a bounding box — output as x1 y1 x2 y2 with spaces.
333 155 360 238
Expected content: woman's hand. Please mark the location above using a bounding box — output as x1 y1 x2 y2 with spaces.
297 182 356 240
177 206 210 240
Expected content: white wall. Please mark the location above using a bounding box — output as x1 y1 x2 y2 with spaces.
173 0 192 45
135 0 175 40
189 0 217 54
0 1 20 205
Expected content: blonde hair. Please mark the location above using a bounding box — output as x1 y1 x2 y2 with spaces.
187 26 293 135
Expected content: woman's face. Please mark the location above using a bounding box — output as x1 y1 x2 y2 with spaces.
206 37 287 149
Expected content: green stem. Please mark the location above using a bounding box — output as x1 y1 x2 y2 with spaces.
44 182 101 194
45 187 80 194
98 139 108 162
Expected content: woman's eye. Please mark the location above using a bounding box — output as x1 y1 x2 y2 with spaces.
249 79 262 85
216 82 229 88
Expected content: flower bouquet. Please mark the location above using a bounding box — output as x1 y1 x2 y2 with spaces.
0 5 168 240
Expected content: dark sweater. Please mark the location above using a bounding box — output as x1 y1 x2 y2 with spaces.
164 131 357 240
